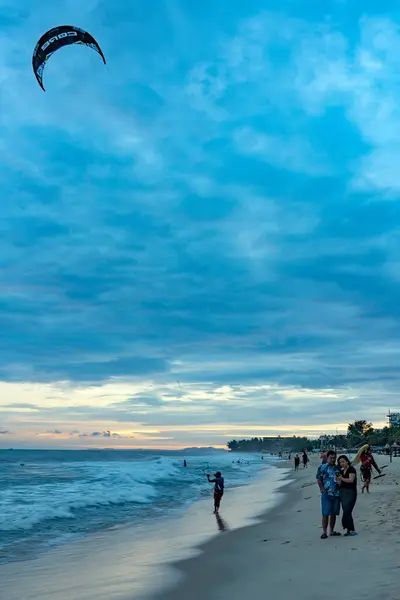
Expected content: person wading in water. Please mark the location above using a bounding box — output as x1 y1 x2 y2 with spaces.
207 471 224 514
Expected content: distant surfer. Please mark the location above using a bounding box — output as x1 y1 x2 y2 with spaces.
353 444 381 494
207 471 224 514
183 459 187 467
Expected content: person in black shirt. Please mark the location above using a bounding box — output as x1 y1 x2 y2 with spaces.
337 455 357 536
207 472 224 514
302 450 309 468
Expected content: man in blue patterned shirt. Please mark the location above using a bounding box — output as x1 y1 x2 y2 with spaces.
316 450 341 539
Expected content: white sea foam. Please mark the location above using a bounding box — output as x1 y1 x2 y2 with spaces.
0 456 181 531
0 451 275 538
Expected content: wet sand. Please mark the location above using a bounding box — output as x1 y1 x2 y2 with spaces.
155 457 399 600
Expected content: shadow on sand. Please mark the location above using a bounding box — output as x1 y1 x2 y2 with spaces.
215 513 229 532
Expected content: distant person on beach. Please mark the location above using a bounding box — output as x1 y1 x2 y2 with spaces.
302 451 309 468
321 451 327 464
358 446 381 494
294 454 300 471
207 471 224 514
316 450 341 539
337 455 357 536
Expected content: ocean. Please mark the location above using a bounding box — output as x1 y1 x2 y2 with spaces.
0 448 280 566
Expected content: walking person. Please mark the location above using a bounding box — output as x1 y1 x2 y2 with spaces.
316 450 341 539
302 450 309 468
337 455 357 537
360 446 381 494
353 444 381 494
294 454 300 471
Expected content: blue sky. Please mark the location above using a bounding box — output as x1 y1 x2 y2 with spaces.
1 0 400 448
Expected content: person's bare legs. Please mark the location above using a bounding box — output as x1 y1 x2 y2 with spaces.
322 516 329 536
213 496 221 514
329 516 337 534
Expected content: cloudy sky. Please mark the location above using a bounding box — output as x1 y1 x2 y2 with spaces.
0 0 399 449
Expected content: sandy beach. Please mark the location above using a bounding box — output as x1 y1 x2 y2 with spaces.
2 456 399 600
155 456 400 600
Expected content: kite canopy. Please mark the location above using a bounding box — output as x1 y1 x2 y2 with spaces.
32 25 106 91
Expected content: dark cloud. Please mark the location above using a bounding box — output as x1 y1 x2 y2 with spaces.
78 431 121 438
1 3 400 441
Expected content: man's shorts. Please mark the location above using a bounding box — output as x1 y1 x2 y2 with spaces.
214 492 223 508
321 494 340 517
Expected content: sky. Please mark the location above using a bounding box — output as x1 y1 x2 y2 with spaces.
0 0 400 449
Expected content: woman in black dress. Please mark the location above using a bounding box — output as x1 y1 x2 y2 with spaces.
337 455 357 537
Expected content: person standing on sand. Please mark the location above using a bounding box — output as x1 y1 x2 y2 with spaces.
316 450 341 539
207 471 224 514
302 450 309 468
294 454 300 470
337 455 357 537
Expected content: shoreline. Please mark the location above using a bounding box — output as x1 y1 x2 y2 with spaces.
0 451 280 567
1 462 289 600
153 457 399 600
151 459 301 600
4 456 398 600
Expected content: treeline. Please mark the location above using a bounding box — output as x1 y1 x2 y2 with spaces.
227 420 400 453
346 420 399 447
227 436 314 453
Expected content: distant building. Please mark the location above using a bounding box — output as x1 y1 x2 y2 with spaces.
388 412 400 427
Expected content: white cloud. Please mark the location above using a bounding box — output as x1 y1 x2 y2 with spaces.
288 16 400 191
233 127 329 175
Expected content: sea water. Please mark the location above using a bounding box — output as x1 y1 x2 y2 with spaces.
0 448 278 564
